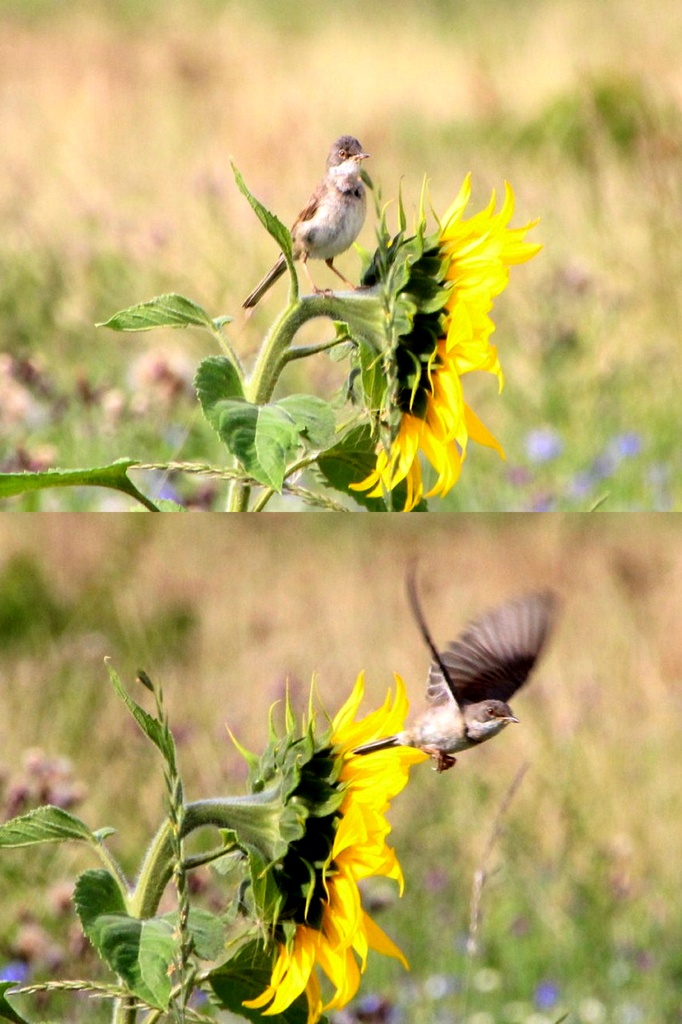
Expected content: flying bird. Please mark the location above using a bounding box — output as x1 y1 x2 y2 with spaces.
354 578 558 771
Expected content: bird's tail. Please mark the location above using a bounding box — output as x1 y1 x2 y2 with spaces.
242 254 287 309
353 735 401 756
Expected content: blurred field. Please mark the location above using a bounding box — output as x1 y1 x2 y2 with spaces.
2 516 682 1021
1 0 681 508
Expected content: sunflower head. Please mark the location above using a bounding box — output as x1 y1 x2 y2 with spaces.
230 675 427 1024
347 175 540 510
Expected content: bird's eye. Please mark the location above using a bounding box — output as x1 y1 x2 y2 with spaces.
339 149 347 159
487 707 496 717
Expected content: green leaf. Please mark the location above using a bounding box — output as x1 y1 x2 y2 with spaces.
161 907 227 962
316 425 427 512
0 983 30 1024
197 360 335 490
206 399 298 491
275 395 336 450
0 806 102 849
208 939 320 1024
96 293 225 333
74 869 127 929
231 163 295 275
75 870 176 1011
195 355 245 410
96 916 176 1009
315 425 383 510
105 662 171 760
0 460 159 511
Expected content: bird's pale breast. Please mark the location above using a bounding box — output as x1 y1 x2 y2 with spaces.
297 185 366 260
409 705 472 754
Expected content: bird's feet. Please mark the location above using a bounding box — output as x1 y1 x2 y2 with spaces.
422 747 458 773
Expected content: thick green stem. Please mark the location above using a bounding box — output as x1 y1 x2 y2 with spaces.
226 286 383 511
245 289 379 404
112 997 138 1024
127 818 175 921
127 788 284 921
226 474 252 511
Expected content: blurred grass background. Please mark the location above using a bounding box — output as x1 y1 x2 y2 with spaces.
1 0 681 509
2 516 682 1022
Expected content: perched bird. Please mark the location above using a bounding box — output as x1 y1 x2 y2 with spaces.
242 135 369 309
354 579 558 772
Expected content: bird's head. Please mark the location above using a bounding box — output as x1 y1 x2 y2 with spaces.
464 699 519 742
326 135 370 170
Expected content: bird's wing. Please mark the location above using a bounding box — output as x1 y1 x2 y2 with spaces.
293 183 325 226
426 591 557 706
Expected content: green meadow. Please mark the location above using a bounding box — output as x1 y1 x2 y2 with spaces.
1 0 681 509
1 516 681 1022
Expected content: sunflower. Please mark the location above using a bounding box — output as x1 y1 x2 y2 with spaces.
351 174 540 511
243 674 427 1024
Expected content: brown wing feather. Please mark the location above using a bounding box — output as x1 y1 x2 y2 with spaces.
426 591 557 706
292 184 324 227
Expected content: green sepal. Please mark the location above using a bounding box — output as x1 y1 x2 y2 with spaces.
284 686 296 735
228 729 261 778
248 846 286 928
355 338 385 413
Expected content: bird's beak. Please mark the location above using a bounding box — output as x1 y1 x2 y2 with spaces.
508 715 520 724
355 152 370 162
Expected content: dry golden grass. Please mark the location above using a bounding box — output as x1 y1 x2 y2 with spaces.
3 0 682 324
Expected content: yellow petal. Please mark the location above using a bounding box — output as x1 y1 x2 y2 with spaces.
331 672 366 736
439 173 472 234
304 969 323 1024
463 403 505 457
316 939 362 1011
360 910 409 970
245 928 317 1017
